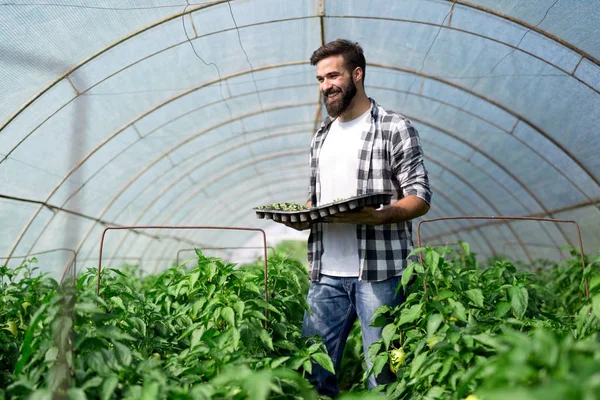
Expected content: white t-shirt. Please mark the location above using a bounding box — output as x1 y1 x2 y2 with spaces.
318 108 371 276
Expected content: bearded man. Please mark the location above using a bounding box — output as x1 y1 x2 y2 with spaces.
280 39 432 396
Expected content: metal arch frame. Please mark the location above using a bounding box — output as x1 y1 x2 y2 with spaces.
16 75 585 262
12 100 316 265
4 35 598 262
1 12 596 183
420 138 567 252
79 150 307 264
9 74 592 265
10 58 597 259
1 64 306 264
3 0 598 136
97 225 271 326
1 3 596 212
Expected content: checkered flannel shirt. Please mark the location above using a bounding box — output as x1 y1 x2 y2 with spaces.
307 98 432 282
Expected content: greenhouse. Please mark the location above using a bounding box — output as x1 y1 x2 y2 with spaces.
1 0 599 399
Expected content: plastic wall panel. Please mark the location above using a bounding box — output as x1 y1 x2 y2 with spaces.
69 18 186 93
469 153 544 215
0 200 49 262
102 157 173 221
136 178 195 226
554 205 600 254
48 126 140 206
0 79 76 152
512 122 600 199
467 69 600 180
469 0 600 61
575 58 600 92
326 0 451 24
0 1 186 127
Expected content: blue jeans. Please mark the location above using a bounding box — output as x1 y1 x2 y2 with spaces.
302 275 403 397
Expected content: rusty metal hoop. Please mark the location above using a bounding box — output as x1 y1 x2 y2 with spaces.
417 216 589 298
97 226 270 325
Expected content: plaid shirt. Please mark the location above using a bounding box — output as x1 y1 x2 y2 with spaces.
307 99 432 282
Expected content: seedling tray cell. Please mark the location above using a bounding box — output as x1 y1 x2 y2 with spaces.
253 192 393 223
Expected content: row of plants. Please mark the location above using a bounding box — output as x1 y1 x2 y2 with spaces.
361 244 600 399
1 243 599 399
0 251 343 399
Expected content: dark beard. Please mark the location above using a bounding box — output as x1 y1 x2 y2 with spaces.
323 79 357 118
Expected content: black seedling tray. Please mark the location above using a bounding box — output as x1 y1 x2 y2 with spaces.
253 192 393 223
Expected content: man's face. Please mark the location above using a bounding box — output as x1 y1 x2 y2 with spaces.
316 55 357 118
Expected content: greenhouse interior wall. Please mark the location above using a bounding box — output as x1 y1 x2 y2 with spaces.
1 0 599 280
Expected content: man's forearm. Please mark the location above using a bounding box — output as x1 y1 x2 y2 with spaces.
380 195 430 224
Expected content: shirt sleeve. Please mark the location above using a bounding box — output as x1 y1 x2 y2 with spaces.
389 118 432 206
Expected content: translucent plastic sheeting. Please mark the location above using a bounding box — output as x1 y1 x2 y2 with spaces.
2 0 600 276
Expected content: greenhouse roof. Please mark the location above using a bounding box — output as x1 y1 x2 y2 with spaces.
1 0 599 278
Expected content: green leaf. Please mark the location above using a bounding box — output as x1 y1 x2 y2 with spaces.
459 241 470 256
592 294 600 320
367 341 382 360
311 352 335 374
142 382 159 400
232 327 240 350
508 286 529 319
424 250 441 276
111 340 132 367
110 295 126 309
398 304 422 326
424 386 445 400
401 263 415 290
449 299 467 322
74 302 104 314
67 388 87 400
464 289 484 308
427 314 444 338
407 247 426 258
437 289 455 301
259 329 274 351
243 370 271 400
101 376 118 400
382 323 396 350
371 353 388 378
302 359 313 374
494 302 511 318
15 302 49 375
271 356 290 369
409 352 428 378
221 307 235 326
81 376 103 391
233 300 245 320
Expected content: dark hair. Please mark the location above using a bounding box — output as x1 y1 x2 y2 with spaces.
310 39 366 83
